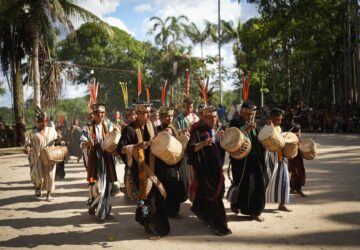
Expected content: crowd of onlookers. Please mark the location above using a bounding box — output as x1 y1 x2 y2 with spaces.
226 102 360 133
1 103 359 149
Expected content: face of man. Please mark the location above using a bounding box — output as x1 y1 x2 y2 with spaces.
94 111 105 124
204 112 218 128
160 114 173 127
184 103 193 116
240 110 254 122
37 120 47 130
271 115 283 126
126 113 136 122
137 109 150 124
151 113 159 120
114 111 121 120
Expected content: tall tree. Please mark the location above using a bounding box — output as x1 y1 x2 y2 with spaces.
1 0 111 108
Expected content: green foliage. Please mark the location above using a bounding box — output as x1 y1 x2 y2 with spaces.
0 107 13 124
23 96 89 127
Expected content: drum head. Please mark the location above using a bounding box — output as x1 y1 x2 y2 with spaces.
151 132 171 155
258 125 274 141
282 132 298 143
220 127 244 151
299 138 316 152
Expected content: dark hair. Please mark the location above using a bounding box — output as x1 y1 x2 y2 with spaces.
292 123 301 133
270 108 284 118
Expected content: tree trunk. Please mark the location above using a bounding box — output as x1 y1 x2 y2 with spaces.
354 0 360 105
32 35 41 108
12 58 25 146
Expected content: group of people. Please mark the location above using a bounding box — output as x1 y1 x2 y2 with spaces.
24 97 308 240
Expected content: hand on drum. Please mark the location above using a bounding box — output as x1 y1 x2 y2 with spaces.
165 127 173 135
245 121 257 132
202 138 213 147
82 140 94 149
216 130 224 142
135 141 150 150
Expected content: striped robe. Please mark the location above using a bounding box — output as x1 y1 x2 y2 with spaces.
265 128 290 204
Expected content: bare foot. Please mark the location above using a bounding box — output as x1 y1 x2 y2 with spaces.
46 192 53 201
148 235 161 240
251 214 264 222
278 203 292 212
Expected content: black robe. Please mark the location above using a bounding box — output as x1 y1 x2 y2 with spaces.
156 124 187 217
117 121 170 237
187 123 231 235
228 118 266 216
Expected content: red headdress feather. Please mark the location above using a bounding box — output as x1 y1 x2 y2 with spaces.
162 80 168 105
185 68 190 97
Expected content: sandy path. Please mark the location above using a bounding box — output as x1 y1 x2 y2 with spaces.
0 133 359 250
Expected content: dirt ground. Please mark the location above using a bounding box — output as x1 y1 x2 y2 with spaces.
0 133 359 250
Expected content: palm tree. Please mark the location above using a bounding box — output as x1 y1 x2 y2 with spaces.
148 15 189 51
0 6 29 145
1 0 112 108
222 20 245 68
184 21 212 60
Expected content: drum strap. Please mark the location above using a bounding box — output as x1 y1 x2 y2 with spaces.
134 122 167 200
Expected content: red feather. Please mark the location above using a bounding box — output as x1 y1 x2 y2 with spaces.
185 68 189 97
146 86 150 104
137 65 142 97
162 80 168 105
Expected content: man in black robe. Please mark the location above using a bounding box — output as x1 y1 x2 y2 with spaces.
117 101 169 239
187 105 231 236
156 106 187 217
228 101 266 222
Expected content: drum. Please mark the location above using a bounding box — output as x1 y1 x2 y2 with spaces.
177 134 190 150
258 125 285 152
220 127 251 160
281 132 299 159
151 131 184 165
299 138 318 160
101 128 121 155
40 146 68 166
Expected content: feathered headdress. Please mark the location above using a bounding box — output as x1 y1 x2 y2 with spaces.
34 105 47 121
119 81 128 108
146 85 150 104
88 78 99 111
185 68 190 97
242 71 251 102
198 77 214 106
161 80 168 106
58 115 65 126
137 65 142 99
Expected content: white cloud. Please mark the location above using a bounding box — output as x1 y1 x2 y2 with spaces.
134 3 153 13
76 0 121 18
72 0 131 34
143 0 251 90
62 83 88 99
105 17 135 36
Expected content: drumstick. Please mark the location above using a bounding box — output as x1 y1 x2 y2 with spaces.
283 126 294 139
251 110 257 123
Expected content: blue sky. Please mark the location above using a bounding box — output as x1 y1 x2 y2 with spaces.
0 0 259 107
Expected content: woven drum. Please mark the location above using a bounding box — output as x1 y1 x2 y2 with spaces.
177 134 190 150
258 125 285 152
151 131 184 165
40 146 68 166
220 127 251 160
101 128 121 155
299 138 317 160
281 132 299 159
